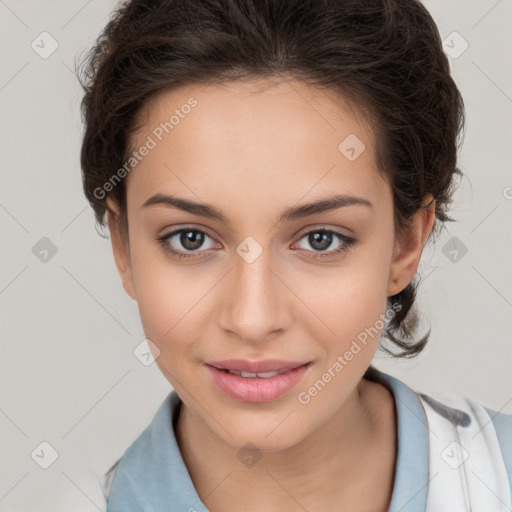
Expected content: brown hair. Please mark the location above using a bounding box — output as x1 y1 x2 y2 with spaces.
77 0 465 358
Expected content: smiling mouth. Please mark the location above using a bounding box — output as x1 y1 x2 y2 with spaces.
205 362 312 402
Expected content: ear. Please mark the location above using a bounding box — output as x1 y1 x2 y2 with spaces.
106 198 137 301
387 195 436 297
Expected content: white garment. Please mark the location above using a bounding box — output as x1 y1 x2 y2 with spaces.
419 392 511 511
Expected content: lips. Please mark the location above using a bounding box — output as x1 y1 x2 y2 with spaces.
205 359 311 402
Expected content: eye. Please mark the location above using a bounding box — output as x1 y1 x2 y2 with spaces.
157 227 220 259
293 228 357 260
157 226 358 261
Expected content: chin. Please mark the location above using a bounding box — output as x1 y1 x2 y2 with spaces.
210 409 312 453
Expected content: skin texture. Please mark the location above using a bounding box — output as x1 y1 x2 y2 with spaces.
106 77 435 511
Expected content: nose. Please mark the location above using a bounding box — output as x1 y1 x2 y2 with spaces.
218 247 292 345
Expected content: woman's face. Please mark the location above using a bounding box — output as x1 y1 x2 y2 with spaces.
109 78 429 451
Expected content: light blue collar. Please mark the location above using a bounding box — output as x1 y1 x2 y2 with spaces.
365 366 429 512
107 366 429 512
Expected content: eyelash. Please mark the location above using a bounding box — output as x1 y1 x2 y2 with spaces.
156 226 358 261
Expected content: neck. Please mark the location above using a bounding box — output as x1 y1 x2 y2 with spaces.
175 376 396 511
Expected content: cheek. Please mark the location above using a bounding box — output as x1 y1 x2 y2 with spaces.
134 271 206 387
129 244 205 351
297 258 391 348
137 274 202 341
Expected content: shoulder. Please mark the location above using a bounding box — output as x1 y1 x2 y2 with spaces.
100 460 120 504
484 404 512 492
485 405 512 449
97 426 152 511
417 388 512 446
415 387 512 456
99 390 183 511
417 388 512 507
366 367 512 508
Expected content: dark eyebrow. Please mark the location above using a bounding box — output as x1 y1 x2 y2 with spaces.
142 193 373 224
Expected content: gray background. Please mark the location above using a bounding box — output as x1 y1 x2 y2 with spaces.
0 0 511 510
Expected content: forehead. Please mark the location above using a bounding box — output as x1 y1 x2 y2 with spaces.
126 78 386 213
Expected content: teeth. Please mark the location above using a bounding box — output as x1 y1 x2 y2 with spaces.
226 369 287 378
255 370 284 378
240 371 259 378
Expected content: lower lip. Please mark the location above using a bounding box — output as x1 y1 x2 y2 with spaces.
205 363 311 403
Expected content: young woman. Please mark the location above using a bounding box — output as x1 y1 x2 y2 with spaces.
77 0 512 510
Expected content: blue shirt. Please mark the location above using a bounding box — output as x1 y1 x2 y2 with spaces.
103 366 512 511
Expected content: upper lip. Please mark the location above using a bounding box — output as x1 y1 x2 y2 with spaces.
206 359 310 373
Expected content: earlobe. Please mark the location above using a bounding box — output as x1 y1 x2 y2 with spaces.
106 199 137 301
387 196 436 297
